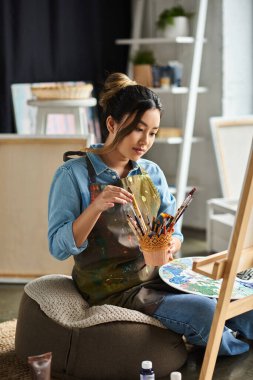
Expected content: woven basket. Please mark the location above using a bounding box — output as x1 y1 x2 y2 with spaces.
31 82 93 100
139 232 172 266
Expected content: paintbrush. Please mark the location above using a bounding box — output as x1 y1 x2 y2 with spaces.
127 186 147 233
127 216 142 239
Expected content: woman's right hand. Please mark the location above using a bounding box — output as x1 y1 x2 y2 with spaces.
73 186 132 247
92 185 133 212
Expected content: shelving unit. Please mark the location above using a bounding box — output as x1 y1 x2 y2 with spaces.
116 36 207 45
155 136 203 145
149 86 207 94
116 0 208 226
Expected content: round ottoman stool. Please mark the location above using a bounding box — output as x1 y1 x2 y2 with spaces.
15 275 187 380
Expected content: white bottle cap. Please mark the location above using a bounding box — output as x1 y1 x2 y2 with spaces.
142 361 152 369
170 372 182 380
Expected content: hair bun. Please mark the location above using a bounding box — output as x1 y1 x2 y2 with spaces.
99 72 137 110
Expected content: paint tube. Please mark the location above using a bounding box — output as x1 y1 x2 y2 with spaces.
28 352 52 380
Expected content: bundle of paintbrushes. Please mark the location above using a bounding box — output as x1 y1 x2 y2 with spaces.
126 187 196 266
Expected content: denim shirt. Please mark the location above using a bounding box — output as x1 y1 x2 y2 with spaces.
48 144 184 261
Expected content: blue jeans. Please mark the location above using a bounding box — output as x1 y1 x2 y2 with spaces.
152 292 253 356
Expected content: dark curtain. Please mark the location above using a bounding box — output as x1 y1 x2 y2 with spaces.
0 0 131 133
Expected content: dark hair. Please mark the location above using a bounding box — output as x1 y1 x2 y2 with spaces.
88 73 163 154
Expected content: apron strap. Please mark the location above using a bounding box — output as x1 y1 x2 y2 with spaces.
63 150 86 162
63 150 97 184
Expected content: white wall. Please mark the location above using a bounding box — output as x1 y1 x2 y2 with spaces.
222 0 253 115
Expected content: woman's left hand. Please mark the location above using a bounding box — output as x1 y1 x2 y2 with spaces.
166 237 182 261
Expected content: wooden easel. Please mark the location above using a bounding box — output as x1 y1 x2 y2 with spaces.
192 142 253 380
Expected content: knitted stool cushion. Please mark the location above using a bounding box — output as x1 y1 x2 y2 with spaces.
15 275 187 380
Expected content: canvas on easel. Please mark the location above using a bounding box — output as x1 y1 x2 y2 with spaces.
192 141 253 380
207 116 253 252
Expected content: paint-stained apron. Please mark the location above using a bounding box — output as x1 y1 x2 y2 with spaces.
70 154 171 315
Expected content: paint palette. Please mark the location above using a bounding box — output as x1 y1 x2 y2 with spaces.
159 257 253 299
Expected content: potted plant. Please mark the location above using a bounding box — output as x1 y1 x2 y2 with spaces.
132 50 155 87
156 5 193 39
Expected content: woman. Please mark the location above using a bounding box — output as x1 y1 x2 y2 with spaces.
48 72 253 356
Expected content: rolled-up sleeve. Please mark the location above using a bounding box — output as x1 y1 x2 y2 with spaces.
48 166 88 260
